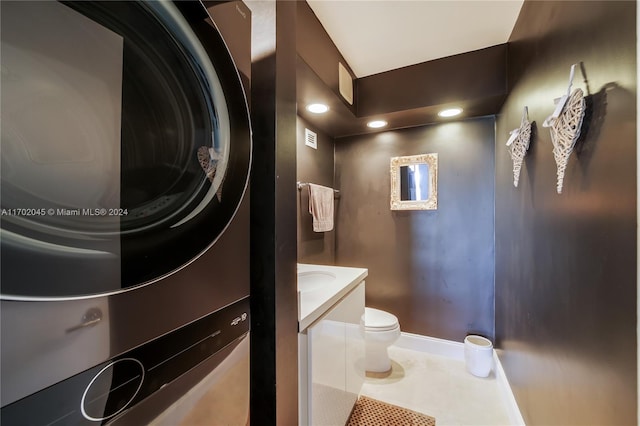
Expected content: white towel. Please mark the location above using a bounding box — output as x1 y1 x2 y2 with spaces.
308 183 334 232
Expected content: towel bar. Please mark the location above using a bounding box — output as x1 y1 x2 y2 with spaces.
296 181 340 197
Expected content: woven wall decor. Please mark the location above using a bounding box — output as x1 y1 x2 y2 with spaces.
506 106 532 187
542 64 586 194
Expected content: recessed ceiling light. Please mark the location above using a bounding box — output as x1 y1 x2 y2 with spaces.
438 108 463 118
367 120 388 128
306 103 329 114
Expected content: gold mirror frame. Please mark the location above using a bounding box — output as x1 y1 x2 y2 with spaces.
390 153 438 210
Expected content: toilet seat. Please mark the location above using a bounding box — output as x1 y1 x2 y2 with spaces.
363 307 399 332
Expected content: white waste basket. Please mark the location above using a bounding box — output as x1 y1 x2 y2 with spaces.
464 335 493 377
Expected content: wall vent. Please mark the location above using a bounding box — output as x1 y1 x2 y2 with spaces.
338 62 354 105
305 128 317 149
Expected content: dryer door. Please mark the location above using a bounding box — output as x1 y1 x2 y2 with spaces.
0 0 251 300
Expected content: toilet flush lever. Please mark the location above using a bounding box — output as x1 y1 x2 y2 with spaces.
66 307 103 333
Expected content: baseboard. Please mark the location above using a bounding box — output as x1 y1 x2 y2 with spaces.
393 331 465 361
392 332 526 425
493 351 526 425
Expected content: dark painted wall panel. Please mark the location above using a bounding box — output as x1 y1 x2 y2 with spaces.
335 117 495 341
247 1 298 424
296 116 336 264
495 1 636 425
357 45 507 116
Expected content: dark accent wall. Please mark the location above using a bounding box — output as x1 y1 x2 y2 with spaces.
495 1 637 425
357 45 508 117
247 1 298 425
296 116 336 264
335 117 495 341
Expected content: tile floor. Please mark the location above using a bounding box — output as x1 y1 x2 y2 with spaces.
360 346 512 426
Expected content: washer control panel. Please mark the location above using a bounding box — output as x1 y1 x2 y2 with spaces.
1 297 249 425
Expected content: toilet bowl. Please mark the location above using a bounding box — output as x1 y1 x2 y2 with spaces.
360 307 401 373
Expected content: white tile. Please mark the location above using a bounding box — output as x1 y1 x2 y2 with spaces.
360 346 512 426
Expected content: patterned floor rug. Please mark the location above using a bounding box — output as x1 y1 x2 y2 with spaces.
346 395 436 426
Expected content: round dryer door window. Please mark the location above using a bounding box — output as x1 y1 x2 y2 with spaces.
0 1 251 299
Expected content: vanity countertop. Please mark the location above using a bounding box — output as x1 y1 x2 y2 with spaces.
298 263 368 331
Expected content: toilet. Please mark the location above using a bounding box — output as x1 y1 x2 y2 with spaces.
361 307 401 373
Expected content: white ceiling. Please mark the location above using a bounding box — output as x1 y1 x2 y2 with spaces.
307 0 524 78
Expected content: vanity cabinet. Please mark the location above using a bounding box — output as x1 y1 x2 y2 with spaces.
298 281 365 426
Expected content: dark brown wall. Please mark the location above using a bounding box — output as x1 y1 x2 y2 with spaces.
335 117 495 341
247 1 298 425
495 1 637 425
357 45 507 117
296 116 336 264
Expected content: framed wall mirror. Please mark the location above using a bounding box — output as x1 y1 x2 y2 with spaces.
390 153 438 210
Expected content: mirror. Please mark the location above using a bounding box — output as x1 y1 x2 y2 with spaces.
390 153 438 210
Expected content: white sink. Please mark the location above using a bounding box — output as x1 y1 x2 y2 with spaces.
297 264 368 331
298 271 336 292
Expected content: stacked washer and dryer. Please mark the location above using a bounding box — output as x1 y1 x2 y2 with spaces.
0 1 252 424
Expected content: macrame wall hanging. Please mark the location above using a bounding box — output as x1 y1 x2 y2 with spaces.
506 106 532 187
542 63 586 194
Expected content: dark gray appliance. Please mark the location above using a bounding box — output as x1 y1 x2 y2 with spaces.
0 0 252 423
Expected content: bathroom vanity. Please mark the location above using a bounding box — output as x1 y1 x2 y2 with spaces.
297 264 367 426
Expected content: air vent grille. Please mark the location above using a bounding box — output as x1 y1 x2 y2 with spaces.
305 128 317 149
338 62 354 105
